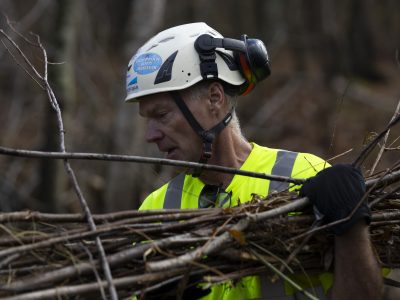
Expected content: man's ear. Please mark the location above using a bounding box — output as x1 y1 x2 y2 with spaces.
208 82 226 116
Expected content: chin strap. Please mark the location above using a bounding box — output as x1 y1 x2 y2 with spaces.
170 91 233 177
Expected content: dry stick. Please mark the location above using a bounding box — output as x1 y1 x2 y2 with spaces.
353 113 400 168
249 241 294 274
276 228 315 277
0 28 117 300
371 210 400 225
0 253 20 269
370 100 400 175
0 208 215 224
384 146 400 151
65 162 118 300
328 80 350 157
369 184 400 208
0 30 45 89
0 146 305 185
366 169 400 189
146 219 249 272
249 249 319 300
81 243 108 300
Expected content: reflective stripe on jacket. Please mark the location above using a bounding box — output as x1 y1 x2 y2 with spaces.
139 143 331 299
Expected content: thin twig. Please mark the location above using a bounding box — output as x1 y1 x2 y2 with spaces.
0 34 45 89
81 244 107 300
249 241 294 274
370 100 400 175
353 113 400 168
0 146 305 185
0 208 212 223
328 80 350 154
249 249 320 300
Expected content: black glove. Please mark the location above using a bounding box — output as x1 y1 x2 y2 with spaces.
299 164 371 235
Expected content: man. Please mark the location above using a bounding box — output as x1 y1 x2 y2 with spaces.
125 23 382 299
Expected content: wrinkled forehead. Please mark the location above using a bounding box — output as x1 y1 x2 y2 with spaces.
138 93 175 116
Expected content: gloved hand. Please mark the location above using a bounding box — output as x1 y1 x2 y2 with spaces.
299 164 371 235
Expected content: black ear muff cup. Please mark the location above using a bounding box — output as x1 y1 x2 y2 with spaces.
243 36 271 82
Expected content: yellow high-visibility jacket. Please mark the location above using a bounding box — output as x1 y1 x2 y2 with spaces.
139 143 331 299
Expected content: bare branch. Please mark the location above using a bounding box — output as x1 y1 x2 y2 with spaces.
0 146 305 185
353 113 400 168
0 33 45 89
369 99 400 174
0 29 43 80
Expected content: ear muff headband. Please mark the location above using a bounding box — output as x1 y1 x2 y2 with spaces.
194 33 270 95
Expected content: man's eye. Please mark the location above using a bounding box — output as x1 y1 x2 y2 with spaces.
157 111 168 118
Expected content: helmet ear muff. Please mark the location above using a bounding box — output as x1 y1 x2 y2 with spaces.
238 34 271 94
194 33 271 95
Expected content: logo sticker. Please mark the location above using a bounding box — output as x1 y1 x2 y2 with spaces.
133 53 162 75
128 77 138 86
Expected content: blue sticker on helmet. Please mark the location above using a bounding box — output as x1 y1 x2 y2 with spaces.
133 53 162 75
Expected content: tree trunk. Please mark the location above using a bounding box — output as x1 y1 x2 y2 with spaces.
33 0 82 212
104 0 166 211
346 0 382 80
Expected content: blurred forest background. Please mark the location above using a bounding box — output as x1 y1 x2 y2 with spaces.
0 0 399 214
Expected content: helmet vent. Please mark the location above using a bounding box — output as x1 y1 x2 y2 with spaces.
158 36 175 43
146 44 159 51
154 50 179 85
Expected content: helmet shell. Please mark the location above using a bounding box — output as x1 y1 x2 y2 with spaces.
125 22 246 102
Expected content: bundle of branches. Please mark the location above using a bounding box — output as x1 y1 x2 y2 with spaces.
0 167 399 300
1 16 400 300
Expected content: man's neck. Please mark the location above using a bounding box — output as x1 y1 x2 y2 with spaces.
198 129 252 188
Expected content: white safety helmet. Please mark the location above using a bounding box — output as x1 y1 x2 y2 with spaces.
125 22 246 102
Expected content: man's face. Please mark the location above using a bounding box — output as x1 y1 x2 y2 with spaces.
139 92 212 162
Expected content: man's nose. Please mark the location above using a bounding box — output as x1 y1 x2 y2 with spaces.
145 120 163 143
